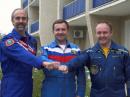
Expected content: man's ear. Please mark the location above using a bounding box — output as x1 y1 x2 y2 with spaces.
12 20 15 26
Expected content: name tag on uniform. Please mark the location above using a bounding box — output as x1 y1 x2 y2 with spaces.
93 57 102 59
112 55 122 58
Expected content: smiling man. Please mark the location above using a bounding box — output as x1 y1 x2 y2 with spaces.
40 19 86 97
59 21 130 97
0 8 59 97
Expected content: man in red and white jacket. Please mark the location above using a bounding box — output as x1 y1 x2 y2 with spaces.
40 19 86 97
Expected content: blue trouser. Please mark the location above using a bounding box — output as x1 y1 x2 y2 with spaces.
1 76 33 97
90 87 126 97
41 77 76 97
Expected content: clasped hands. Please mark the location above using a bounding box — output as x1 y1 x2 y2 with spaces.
42 62 68 73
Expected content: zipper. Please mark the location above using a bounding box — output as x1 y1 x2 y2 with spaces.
100 49 110 88
59 45 67 97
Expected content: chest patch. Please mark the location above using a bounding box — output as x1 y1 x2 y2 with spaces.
71 50 77 55
90 65 99 75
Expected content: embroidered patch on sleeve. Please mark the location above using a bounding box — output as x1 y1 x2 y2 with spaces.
5 39 15 46
71 50 77 55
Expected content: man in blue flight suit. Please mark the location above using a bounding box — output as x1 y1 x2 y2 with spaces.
59 21 130 97
40 19 86 97
0 8 59 97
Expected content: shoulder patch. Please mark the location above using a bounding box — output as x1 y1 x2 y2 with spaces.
5 39 15 46
71 50 77 54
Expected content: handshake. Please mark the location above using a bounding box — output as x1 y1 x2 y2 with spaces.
42 62 68 73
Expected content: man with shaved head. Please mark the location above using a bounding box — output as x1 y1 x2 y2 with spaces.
59 21 130 97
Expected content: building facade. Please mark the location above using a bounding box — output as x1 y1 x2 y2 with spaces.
21 0 130 50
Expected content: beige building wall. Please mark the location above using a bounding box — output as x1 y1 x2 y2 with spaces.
29 7 39 22
69 26 89 50
39 0 58 46
121 15 130 50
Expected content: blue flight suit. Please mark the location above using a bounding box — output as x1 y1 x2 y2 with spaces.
0 29 43 97
40 40 86 97
67 41 130 97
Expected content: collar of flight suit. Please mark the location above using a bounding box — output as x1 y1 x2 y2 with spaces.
11 29 31 41
92 41 119 52
49 39 74 48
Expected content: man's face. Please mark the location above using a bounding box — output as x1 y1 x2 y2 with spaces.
96 23 112 46
12 10 28 33
53 23 68 42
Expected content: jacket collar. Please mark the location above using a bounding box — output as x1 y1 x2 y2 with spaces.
50 39 72 48
93 41 118 52
11 29 30 40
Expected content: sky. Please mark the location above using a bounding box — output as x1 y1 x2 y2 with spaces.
0 0 21 34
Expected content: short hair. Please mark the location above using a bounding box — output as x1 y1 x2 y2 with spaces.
96 20 112 32
11 8 28 21
52 19 69 30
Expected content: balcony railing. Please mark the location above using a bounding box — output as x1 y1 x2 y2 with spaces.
23 0 28 8
31 20 39 33
93 0 113 8
63 0 85 20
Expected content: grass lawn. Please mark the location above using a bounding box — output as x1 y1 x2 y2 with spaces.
33 69 44 97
